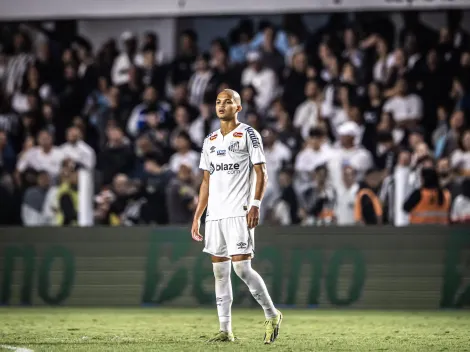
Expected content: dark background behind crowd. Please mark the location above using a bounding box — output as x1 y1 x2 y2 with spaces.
0 10 470 227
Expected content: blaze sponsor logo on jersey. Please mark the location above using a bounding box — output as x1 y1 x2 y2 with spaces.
210 146 216 153
228 141 240 152
217 149 226 156
245 127 260 148
233 132 243 138
209 162 241 175
209 134 217 141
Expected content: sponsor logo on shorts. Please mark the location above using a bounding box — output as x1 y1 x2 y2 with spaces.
217 149 226 156
233 132 243 138
228 141 240 152
209 162 241 175
210 146 216 153
237 242 247 250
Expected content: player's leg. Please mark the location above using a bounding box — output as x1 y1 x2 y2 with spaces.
203 220 234 342
226 217 282 344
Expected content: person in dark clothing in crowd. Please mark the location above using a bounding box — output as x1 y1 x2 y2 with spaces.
273 167 299 225
375 131 398 173
139 153 174 224
436 157 461 202
354 168 383 225
57 159 80 226
98 125 135 185
171 30 198 86
404 167 451 224
166 163 197 224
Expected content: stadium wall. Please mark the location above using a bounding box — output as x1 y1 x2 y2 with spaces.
0 227 469 309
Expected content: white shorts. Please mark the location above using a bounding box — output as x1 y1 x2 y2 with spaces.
203 216 255 258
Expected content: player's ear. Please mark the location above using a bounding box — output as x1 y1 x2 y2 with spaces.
237 105 243 113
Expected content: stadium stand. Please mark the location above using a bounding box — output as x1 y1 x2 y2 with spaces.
0 12 469 226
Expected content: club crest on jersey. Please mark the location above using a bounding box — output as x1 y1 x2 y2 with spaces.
228 141 240 152
210 146 216 153
217 149 226 156
209 134 217 141
233 132 243 138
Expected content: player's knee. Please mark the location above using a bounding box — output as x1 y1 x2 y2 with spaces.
232 260 251 281
213 262 231 280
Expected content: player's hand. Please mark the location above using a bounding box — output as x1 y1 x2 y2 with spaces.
246 206 260 229
191 219 203 242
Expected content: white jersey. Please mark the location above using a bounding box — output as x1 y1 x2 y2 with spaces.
199 122 266 221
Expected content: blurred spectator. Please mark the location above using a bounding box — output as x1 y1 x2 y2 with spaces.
336 165 359 225
433 109 465 158
169 131 199 175
269 168 299 225
111 31 139 86
21 170 50 226
17 129 64 180
451 130 470 176
295 127 332 192
241 51 277 113
188 53 212 108
329 121 373 188
98 126 134 185
437 157 461 201
5 31 34 96
56 160 80 226
139 44 167 97
0 129 16 173
299 164 337 226
127 86 171 138
139 153 173 224
354 168 383 225
261 127 291 221
258 24 284 73
451 178 470 223
166 164 197 224
293 79 321 140
404 167 451 224
171 30 198 86
189 100 218 147
61 126 96 170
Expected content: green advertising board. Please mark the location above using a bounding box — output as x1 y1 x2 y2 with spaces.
0 226 469 309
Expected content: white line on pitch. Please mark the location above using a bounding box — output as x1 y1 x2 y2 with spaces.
0 345 34 352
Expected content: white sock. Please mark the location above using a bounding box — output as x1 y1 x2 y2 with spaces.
213 261 233 332
233 260 277 319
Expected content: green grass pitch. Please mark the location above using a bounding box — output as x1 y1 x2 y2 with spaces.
0 308 469 351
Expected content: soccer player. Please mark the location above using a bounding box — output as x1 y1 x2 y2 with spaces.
191 89 282 344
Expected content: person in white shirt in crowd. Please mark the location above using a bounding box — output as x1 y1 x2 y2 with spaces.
189 100 219 148
21 170 51 226
169 131 200 176
322 83 351 138
373 36 394 84
188 53 213 108
61 126 96 170
261 127 292 222
294 127 332 193
451 130 470 177
111 31 139 86
451 178 470 224
293 79 322 140
17 129 64 181
241 51 277 113
335 164 360 225
328 121 373 189
383 78 423 131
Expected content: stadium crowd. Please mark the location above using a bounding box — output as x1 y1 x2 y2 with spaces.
0 12 470 226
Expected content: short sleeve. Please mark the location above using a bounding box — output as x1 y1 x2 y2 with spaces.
245 126 266 165
199 138 210 171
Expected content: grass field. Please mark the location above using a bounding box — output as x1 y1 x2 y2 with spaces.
0 308 469 351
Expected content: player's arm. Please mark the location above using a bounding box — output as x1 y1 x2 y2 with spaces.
246 126 267 228
192 138 211 241
194 170 210 221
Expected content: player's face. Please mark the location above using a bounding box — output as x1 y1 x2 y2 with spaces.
216 92 239 120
